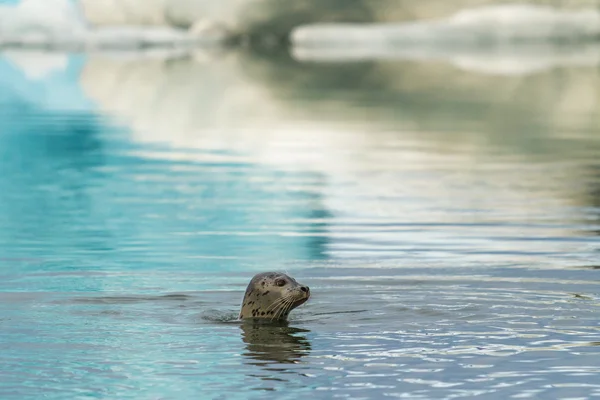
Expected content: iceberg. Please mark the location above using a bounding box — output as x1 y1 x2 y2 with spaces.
0 0 86 44
291 5 600 74
2 1 599 50
0 0 223 49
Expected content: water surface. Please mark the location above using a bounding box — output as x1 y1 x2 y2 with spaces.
0 49 599 399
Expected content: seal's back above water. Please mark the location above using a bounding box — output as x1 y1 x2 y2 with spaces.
239 272 310 321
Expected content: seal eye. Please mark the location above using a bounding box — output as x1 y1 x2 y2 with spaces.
275 279 286 287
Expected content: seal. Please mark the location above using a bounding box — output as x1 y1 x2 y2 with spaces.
239 272 310 321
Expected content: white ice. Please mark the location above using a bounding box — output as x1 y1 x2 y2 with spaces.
0 0 222 49
292 4 600 46
0 0 86 42
291 4 600 75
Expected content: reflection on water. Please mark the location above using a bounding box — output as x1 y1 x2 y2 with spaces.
75 48 600 266
241 322 311 365
0 47 600 399
70 294 195 304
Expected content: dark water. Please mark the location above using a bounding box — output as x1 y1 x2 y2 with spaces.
0 49 599 399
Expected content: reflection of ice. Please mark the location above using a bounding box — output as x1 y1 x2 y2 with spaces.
450 46 600 76
0 51 92 111
77 52 600 165
293 43 600 76
2 50 68 79
77 54 600 263
292 5 600 46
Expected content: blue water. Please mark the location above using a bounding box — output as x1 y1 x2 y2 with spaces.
1 50 600 399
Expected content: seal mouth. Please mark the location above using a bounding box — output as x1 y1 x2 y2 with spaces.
291 292 310 309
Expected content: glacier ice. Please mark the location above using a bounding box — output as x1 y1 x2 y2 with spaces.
291 4 600 75
1 1 599 52
0 0 221 49
0 0 86 44
292 4 600 46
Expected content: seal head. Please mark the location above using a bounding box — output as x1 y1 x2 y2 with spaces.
239 272 310 321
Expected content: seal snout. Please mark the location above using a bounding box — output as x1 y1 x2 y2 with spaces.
296 285 310 305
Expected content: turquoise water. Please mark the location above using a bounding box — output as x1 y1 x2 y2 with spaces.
1 50 600 399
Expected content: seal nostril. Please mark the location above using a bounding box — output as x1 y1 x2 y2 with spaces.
300 286 309 293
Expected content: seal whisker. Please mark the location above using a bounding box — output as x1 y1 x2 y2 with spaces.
277 297 296 321
283 298 297 319
272 298 292 321
265 295 295 321
272 296 293 321
267 293 297 311
270 297 290 319
265 296 289 312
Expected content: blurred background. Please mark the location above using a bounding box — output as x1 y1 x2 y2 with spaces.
1 1 600 399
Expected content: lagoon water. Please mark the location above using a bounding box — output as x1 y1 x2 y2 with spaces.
1 48 600 399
